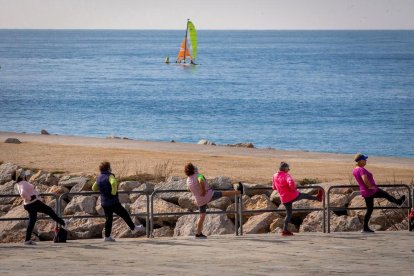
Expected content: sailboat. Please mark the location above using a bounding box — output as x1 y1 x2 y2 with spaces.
175 19 197 65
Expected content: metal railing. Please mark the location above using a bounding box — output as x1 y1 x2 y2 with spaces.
0 193 59 222
326 184 413 233
238 185 326 234
57 191 151 237
150 189 240 237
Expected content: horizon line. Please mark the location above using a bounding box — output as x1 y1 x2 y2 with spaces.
1 28 414 31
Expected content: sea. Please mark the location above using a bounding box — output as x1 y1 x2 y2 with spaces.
0 30 413 158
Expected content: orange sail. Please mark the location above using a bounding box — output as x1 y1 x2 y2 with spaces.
176 38 192 62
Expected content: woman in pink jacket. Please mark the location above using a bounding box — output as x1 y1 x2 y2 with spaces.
272 162 323 236
12 169 65 245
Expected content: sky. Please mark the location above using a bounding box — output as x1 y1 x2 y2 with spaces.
1 0 414 30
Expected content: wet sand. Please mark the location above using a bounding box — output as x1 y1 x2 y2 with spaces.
1 132 413 183
0 232 413 275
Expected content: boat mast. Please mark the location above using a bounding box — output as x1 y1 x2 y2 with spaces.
183 19 189 63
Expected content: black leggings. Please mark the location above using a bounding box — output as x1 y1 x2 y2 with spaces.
24 200 65 242
363 189 399 230
283 193 319 231
102 202 135 238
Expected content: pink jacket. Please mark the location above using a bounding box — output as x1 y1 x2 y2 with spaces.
17 181 40 205
272 171 299 203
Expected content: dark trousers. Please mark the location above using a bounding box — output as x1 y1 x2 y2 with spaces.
102 202 135 238
283 193 319 231
363 189 399 230
24 200 65 241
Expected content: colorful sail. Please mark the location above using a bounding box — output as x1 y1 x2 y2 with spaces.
176 38 192 62
176 20 197 64
188 21 197 60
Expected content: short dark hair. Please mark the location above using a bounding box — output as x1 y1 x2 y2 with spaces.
99 161 111 172
184 163 195 176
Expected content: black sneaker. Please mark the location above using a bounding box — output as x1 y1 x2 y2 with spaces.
195 233 207 239
237 182 244 195
361 228 375 234
398 195 406 206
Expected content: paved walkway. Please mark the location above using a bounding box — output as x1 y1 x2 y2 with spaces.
0 232 413 275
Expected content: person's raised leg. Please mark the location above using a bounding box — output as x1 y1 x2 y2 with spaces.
112 202 135 230
37 200 65 226
373 189 405 205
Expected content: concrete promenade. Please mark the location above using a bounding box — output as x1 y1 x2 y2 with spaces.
0 232 413 275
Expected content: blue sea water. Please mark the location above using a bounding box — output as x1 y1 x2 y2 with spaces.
0 30 413 158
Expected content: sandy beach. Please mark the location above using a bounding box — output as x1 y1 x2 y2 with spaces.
1 132 413 184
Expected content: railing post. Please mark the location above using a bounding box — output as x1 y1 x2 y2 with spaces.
322 188 326 233
146 193 150 238
234 194 239 236
239 184 245 235
327 187 331 234
150 191 155 238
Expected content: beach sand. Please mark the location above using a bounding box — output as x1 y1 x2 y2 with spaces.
1 132 413 184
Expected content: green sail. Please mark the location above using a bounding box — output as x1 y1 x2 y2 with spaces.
188 21 197 60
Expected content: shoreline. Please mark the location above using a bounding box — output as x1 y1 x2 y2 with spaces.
1 131 413 183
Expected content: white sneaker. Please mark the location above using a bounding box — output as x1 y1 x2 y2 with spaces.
133 225 145 232
103 236 116 242
24 240 37 245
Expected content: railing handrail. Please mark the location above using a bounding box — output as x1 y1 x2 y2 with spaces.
326 184 413 233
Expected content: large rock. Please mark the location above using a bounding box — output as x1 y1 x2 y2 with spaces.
330 215 362 232
29 171 59 186
67 214 105 239
228 194 277 220
154 177 188 204
64 195 96 215
0 163 18 185
208 197 232 211
69 177 92 194
243 212 279 234
130 196 185 224
45 185 70 200
35 220 56 241
174 208 235 236
129 183 155 202
328 194 350 208
59 176 89 189
208 176 233 190
299 211 328 232
178 192 198 211
0 181 18 205
4 138 21 144
153 226 174 238
198 139 216 145
40 129 50 135
0 206 28 243
241 183 273 197
269 190 281 206
105 217 145 238
270 217 297 233
119 181 142 192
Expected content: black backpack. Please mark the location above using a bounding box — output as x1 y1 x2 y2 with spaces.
53 226 68 243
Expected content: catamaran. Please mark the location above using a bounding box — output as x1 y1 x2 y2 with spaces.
175 19 197 65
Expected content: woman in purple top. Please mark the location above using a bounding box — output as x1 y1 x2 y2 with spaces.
352 153 405 233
